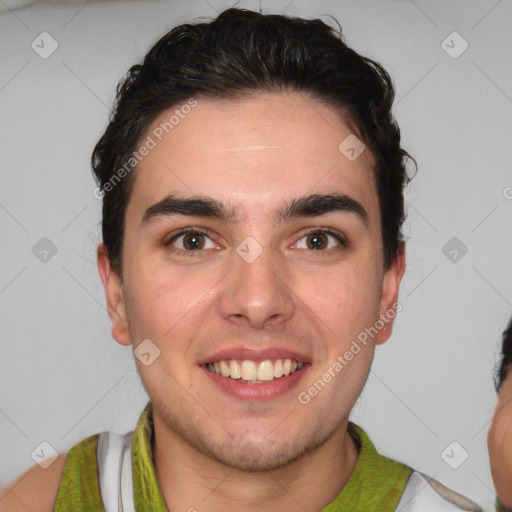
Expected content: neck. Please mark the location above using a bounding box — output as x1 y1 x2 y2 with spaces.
152 418 359 512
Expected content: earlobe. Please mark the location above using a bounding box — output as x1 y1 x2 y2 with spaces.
376 243 406 345
97 244 131 346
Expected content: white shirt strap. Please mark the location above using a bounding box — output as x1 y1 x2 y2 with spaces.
97 431 136 512
395 471 482 512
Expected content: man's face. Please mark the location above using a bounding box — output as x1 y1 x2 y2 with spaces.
489 372 512 508
99 91 404 471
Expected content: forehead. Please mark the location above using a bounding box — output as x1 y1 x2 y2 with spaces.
127 91 379 223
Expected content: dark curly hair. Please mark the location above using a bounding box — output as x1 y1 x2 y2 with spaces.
495 316 512 391
92 8 416 276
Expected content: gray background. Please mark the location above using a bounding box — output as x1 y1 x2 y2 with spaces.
1 1 511 510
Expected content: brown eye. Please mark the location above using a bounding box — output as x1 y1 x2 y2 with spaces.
295 229 346 251
182 232 205 250
307 232 329 249
166 229 217 254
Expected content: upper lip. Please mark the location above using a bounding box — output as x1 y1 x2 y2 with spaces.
198 347 312 365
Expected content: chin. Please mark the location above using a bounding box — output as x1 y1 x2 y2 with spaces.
207 442 308 473
202 425 334 473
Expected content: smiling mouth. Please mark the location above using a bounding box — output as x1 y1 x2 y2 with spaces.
205 358 305 384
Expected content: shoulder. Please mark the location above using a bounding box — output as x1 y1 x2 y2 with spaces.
348 423 483 512
397 471 483 512
0 453 67 512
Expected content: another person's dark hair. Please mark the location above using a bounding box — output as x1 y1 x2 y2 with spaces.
92 8 416 275
495 316 512 391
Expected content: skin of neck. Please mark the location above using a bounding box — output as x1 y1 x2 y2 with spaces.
152 414 360 512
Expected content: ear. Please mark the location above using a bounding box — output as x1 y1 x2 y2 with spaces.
376 242 406 345
97 244 131 346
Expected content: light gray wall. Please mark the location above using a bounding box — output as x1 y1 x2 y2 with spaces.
1 1 511 510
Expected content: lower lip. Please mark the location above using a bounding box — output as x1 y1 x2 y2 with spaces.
201 364 310 401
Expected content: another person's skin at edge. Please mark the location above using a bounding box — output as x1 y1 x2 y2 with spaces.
98 91 406 512
489 371 512 509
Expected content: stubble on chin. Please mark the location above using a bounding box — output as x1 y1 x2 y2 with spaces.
150 392 344 474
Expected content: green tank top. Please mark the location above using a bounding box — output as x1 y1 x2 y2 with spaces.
54 403 412 511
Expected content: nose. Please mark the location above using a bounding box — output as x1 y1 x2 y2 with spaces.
218 244 295 330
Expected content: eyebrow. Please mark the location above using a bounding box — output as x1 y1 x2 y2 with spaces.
141 192 368 226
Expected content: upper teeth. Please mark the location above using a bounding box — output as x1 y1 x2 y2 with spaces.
206 359 304 381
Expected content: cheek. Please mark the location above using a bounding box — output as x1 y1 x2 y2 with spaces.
489 388 512 505
124 260 214 342
489 413 512 504
307 264 382 336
